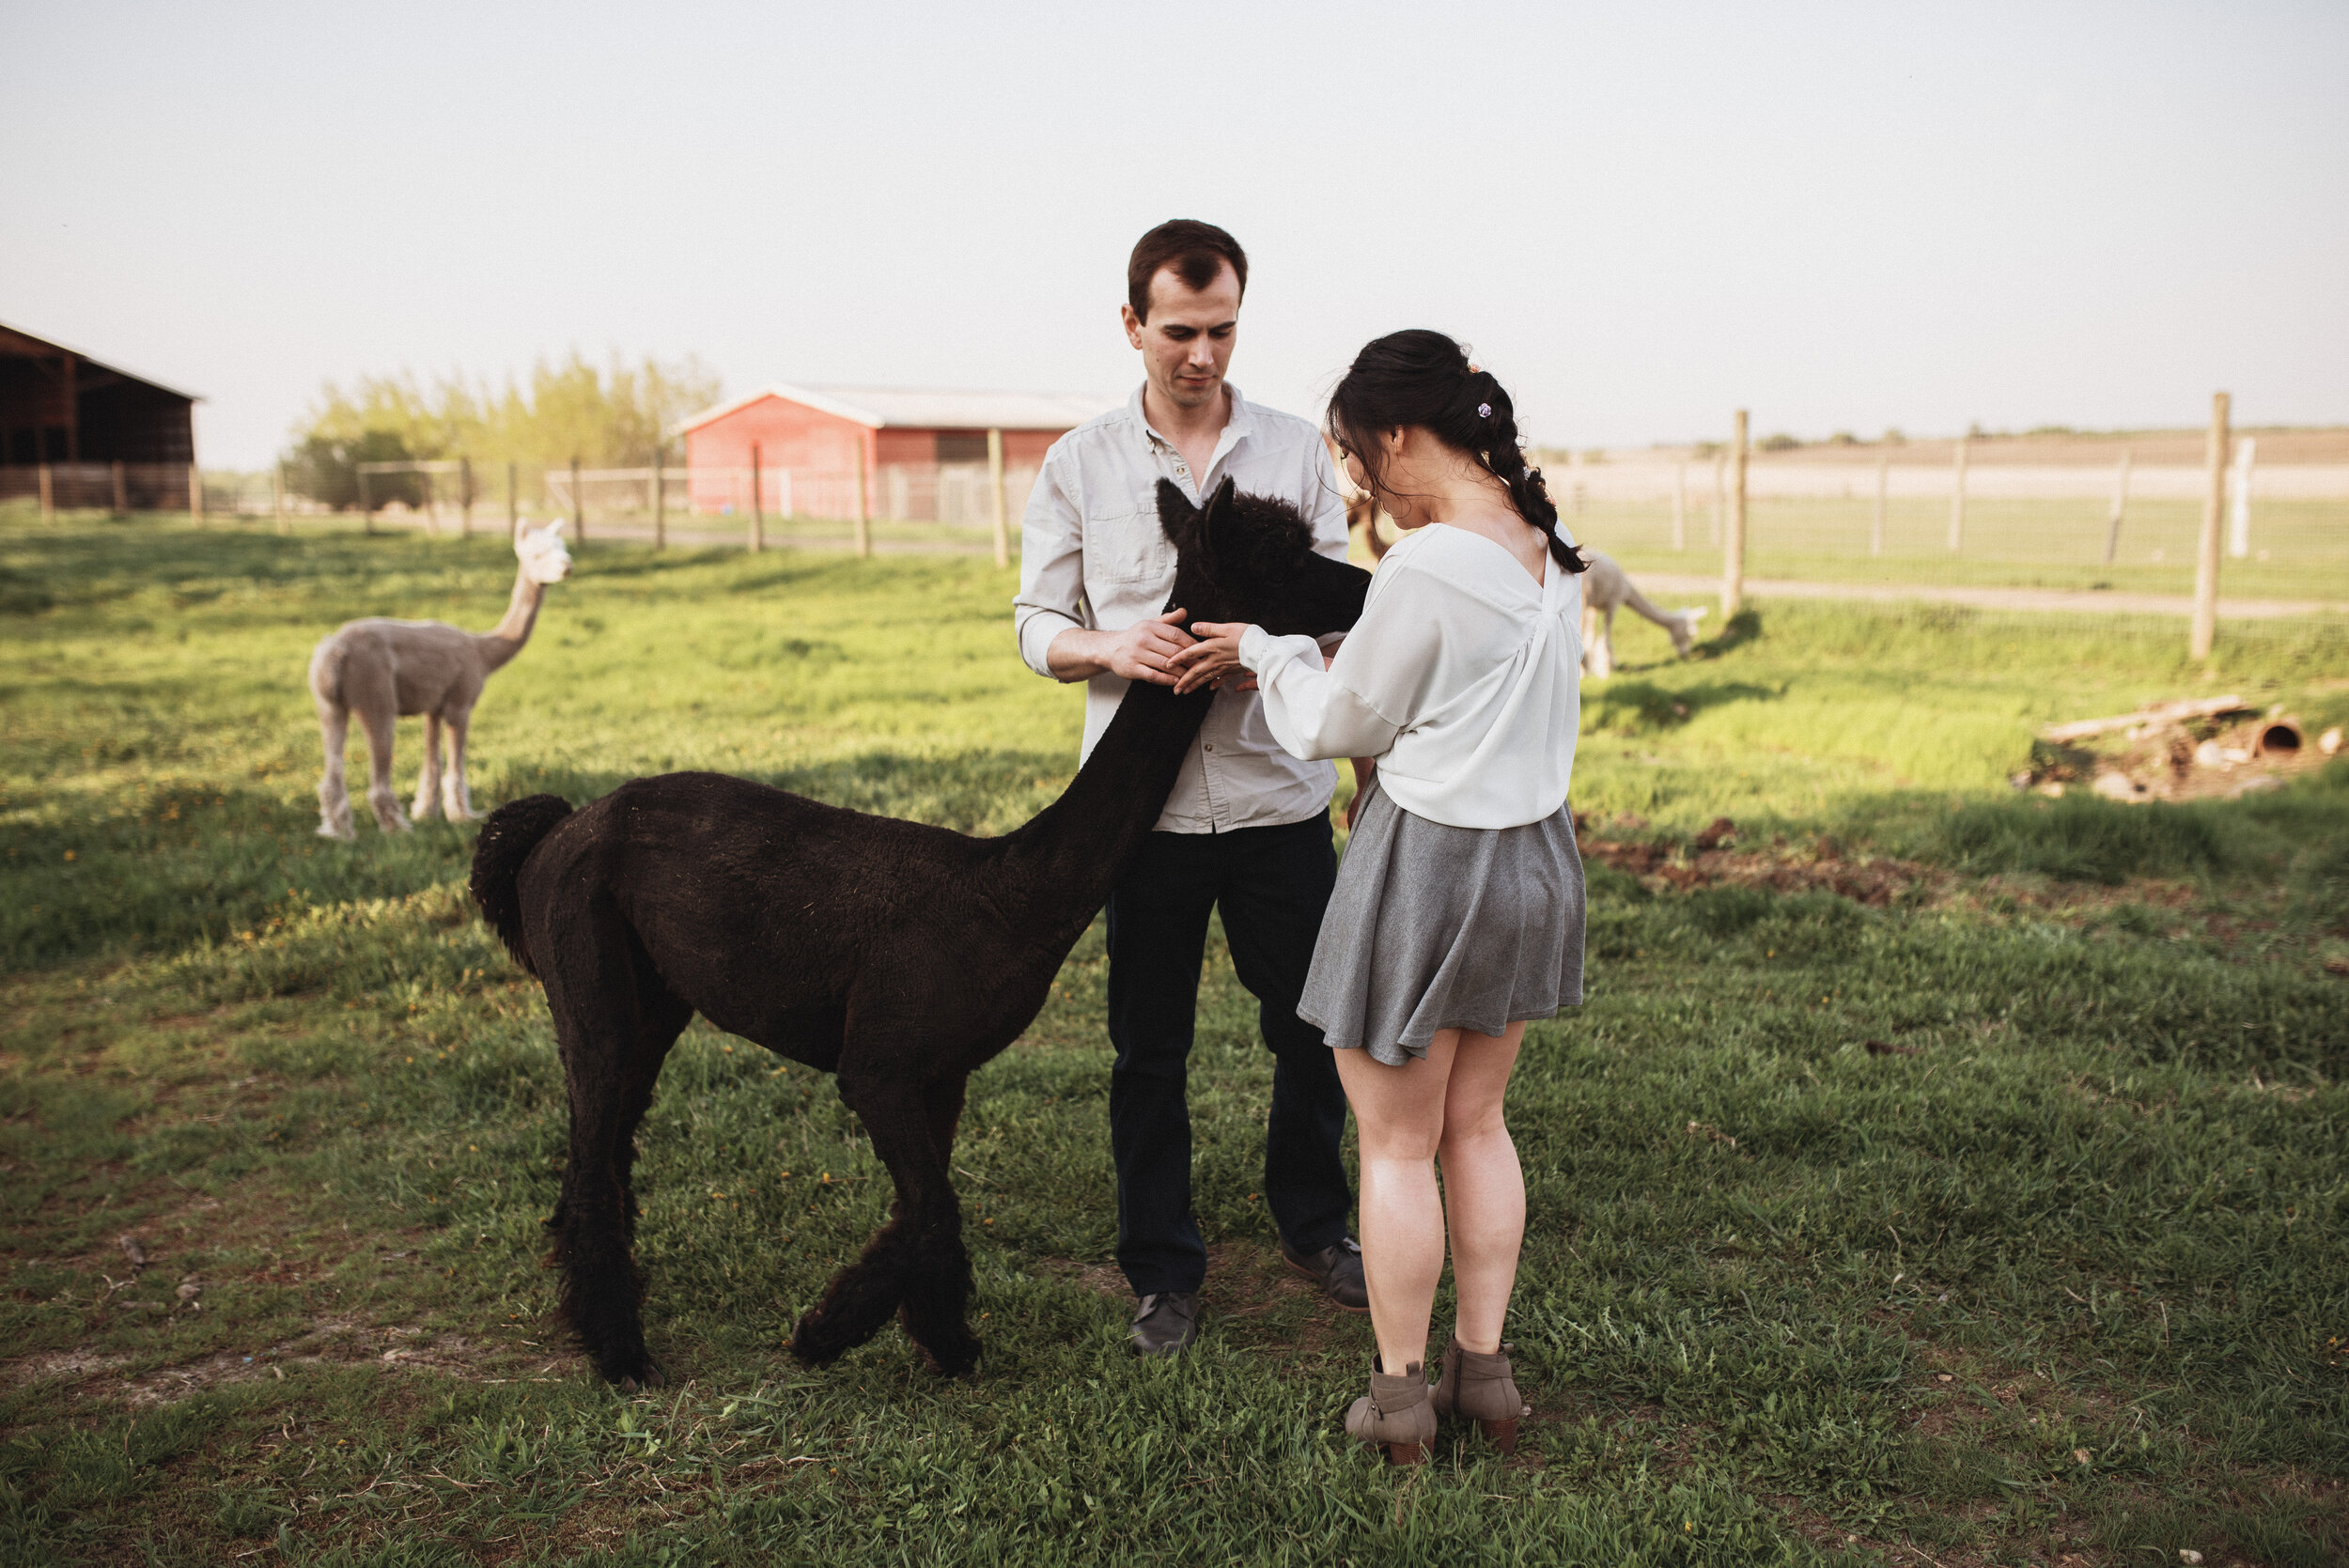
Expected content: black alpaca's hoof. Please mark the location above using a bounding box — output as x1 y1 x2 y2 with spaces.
604 1355 664 1392
914 1330 982 1378
788 1309 853 1366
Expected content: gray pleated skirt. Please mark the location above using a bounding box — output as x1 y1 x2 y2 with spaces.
1299 778 1586 1067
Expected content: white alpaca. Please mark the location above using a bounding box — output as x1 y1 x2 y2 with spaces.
311 519 572 839
1579 551 1705 678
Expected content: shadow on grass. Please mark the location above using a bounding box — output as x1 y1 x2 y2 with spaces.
0 748 1074 975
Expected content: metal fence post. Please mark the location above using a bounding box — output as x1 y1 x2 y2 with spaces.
988 427 1009 569
2103 447 2130 564
750 446 765 552
651 449 665 549
854 433 872 560
1721 411 1749 619
38 463 54 523
1947 434 1968 551
460 457 474 538
2190 392 2231 660
570 456 584 543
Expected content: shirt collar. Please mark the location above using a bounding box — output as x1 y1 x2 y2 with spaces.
1129 380 1257 466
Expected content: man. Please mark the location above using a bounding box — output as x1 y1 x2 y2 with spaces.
1015 220 1368 1356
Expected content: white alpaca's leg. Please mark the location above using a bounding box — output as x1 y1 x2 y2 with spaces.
411 713 444 821
357 705 411 833
316 703 357 841
1584 604 1616 679
442 709 474 821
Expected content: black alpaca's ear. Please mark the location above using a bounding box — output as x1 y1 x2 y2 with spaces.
1156 478 1207 562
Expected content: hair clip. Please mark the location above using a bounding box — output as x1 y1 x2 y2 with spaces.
1477 402 1493 420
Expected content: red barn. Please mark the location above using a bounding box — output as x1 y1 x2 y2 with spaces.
674 384 1117 525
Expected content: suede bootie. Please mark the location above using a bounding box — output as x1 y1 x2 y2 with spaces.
1345 1358 1436 1466
1430 1336 1531 1453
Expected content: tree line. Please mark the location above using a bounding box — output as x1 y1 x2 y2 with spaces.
283 351 721 509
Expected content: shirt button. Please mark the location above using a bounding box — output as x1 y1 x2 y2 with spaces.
1204 743 1214 752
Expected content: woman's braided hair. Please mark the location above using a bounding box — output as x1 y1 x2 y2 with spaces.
1325 329 1587 574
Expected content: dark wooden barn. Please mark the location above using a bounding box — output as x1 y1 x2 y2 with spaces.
0 321 199 509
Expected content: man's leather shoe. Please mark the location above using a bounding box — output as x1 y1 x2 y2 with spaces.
1129 1291 1203 1357
1282 1235 1370 1312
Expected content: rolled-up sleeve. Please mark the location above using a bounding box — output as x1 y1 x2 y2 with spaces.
1013 446 1088 679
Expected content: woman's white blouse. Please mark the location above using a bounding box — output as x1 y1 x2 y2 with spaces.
1236 523 1582 831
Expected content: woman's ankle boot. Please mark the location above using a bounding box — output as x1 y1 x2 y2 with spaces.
1345 1358 1435 1466
1431 1336 1530 1454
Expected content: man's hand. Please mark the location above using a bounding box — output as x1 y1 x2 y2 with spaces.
1170 620 1255 696
1046 609 1196 686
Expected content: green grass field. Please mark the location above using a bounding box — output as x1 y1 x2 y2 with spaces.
3 509 2346 1565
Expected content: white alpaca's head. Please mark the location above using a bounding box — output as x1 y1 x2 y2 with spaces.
1669 606 1708 657
513 518 573 584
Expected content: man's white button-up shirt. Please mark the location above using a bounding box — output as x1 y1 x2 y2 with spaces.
1014 383 1351 834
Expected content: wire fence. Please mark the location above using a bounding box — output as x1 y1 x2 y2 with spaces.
1524 420 2349 652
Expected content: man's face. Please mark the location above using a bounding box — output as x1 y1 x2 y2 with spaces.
1121 262 1240 413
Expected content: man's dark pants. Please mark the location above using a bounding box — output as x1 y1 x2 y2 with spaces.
1103 812 1353 1298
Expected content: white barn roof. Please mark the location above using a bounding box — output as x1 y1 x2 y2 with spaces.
674 382 1119 436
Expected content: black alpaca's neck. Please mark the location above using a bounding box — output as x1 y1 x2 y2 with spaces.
993 675 1213 952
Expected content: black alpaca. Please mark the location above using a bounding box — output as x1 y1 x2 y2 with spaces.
469 479 1369 1388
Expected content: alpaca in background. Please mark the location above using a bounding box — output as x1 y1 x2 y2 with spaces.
1579 551 1705 678
311 518 571 839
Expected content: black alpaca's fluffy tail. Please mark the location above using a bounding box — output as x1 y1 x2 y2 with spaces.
469 794 574 976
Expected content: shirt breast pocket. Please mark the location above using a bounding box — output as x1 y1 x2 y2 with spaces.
1090 486 1178 584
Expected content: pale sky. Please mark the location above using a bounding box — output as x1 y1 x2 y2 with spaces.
7 1 2344 468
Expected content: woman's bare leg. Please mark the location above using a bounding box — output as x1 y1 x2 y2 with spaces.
1333 1036 1455 1374
1437 1022 1526 1355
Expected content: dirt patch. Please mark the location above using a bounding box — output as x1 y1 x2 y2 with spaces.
1578 820 1936 906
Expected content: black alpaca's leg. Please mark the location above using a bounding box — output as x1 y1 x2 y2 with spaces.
542 911 690 1389
791 1073 975 1373
894 1075 979 1372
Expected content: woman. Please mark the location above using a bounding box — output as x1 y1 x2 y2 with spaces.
1172 330 1587 1465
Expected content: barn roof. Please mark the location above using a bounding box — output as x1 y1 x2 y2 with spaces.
673 382 1118 436
0 321 205 403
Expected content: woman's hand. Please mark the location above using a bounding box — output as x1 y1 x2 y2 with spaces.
1169 620 1257 696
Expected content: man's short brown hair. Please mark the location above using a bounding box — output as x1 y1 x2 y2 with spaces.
1127 220 1248 322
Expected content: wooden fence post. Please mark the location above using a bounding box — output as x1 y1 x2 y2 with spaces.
459 457 474 538
854 434 872 560
988 427 1009 570
2102 447 2131 564
569 457 584 543
1671 460 1687 552
38 463 54 523
506 462 519 533
359 469 373 535
1872 451 1889 557
750 446 765 552
189 463 204 525
1721 411 1749 619
273 464 288 536
2228 435 2255 559
651 449 665 549
423 467 439 539
1947 434 1968 551
2190 392 2230 660
111 460 128 518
